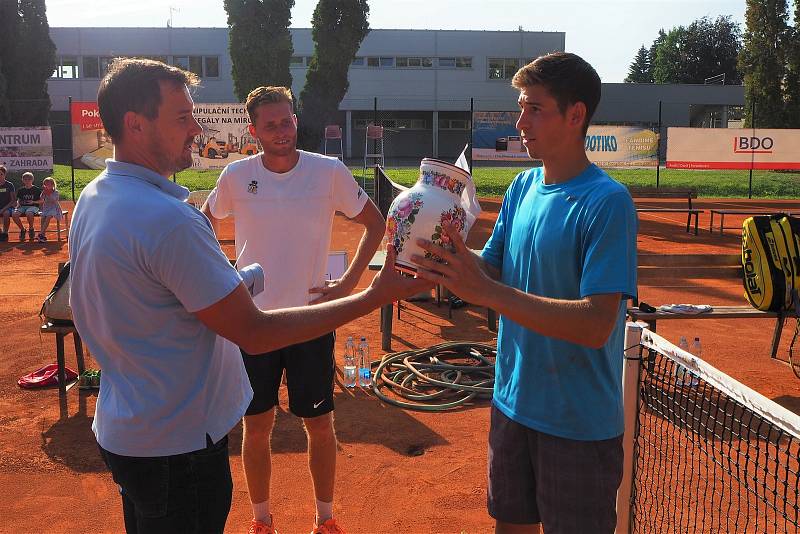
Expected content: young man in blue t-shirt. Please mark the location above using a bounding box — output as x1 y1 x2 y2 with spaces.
413 52 638 533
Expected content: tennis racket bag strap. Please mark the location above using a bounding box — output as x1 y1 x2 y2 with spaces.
788 289 800 379
741 214 800 312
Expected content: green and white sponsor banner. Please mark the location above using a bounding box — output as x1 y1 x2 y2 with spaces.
0 127 53 171
192 103 260 170
666 127 800 170
584 126 659 168
472 112 658 167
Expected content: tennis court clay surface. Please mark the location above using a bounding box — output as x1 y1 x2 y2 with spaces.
0 197 798 533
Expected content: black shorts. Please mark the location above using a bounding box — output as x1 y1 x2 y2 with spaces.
241 332 335 418
487 405 623 533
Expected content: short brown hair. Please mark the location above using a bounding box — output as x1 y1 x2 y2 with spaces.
512 52 601 136
245 86 294 122
22 172 34 181
97 58 199 143
0 165 6 175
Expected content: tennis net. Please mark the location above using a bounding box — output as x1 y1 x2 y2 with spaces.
619 326 800 533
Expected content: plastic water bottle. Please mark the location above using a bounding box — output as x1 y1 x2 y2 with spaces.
675 336 691 385
343 337 357 388
358 336 372 388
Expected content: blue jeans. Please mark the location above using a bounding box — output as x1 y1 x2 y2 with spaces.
98 435 232 534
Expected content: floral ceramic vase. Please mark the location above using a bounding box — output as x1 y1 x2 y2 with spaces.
386 158 481 274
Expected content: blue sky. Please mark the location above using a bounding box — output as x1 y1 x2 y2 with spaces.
47 0 749 82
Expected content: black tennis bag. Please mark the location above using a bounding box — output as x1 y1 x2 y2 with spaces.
39 261 73 325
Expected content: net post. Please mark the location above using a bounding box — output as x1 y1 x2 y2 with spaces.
616 321 645 534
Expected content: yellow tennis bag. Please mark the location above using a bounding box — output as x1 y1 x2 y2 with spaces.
742 214 800 312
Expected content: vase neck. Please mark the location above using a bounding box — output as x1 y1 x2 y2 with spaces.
419 168 466 196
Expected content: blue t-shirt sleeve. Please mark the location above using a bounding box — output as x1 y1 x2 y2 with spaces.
150 214 243 313
579 190 638 300
481 175 521 268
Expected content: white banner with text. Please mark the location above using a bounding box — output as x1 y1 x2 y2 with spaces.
0 127 53 171
666 127 800 170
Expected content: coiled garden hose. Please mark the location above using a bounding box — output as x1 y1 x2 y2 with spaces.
371 342 496 411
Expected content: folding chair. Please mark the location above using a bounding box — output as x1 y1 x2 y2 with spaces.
324 125 343 160
362 125 385 189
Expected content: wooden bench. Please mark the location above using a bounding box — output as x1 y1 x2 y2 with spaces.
628 186 703 235
628 253 795 367
40 322 87 395
709 209 800 235
33 210 69 240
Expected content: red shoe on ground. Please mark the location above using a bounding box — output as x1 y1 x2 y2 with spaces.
312 518 347 534
248 515 277 534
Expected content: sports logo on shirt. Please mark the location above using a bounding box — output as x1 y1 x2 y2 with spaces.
247 180 258 194
357 188 363 199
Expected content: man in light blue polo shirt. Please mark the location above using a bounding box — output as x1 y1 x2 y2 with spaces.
69 58 429 534
413 53 637 534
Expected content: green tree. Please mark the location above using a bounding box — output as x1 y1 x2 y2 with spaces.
650 17 742 84
647 29 667 82
0 59 9 127
297 0 370 150
224 0 294 102
652 26 688 83
624 45 651 83
0 1 14 126
784 0 800 127
682 16 743 84
739 0 789 127
4 0 56 126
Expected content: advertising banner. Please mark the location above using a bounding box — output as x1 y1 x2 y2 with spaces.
191 103 260 170
71 101 111 169
472 112 658 166
0 127 53 172
583 126 659 168
472 112 528 162
666 127 800 170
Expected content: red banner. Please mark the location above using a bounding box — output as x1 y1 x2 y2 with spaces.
70 101 104 131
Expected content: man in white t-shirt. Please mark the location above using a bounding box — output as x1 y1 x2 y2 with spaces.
202 86 384 534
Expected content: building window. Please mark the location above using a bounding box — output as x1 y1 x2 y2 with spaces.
351 57 364 66
290 56 305 66
441 119 471 130
51 56 79 78
439 57 472 69
488 58 519 79
100 56 114 75
188 56 203 77
204 56 219 77
172 56 188 70
171 56 216 77
355 118 426 129
366 56 394 68
396 57 433 68
82 56 100 78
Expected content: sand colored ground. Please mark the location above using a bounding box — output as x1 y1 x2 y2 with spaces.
0 197 798 533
